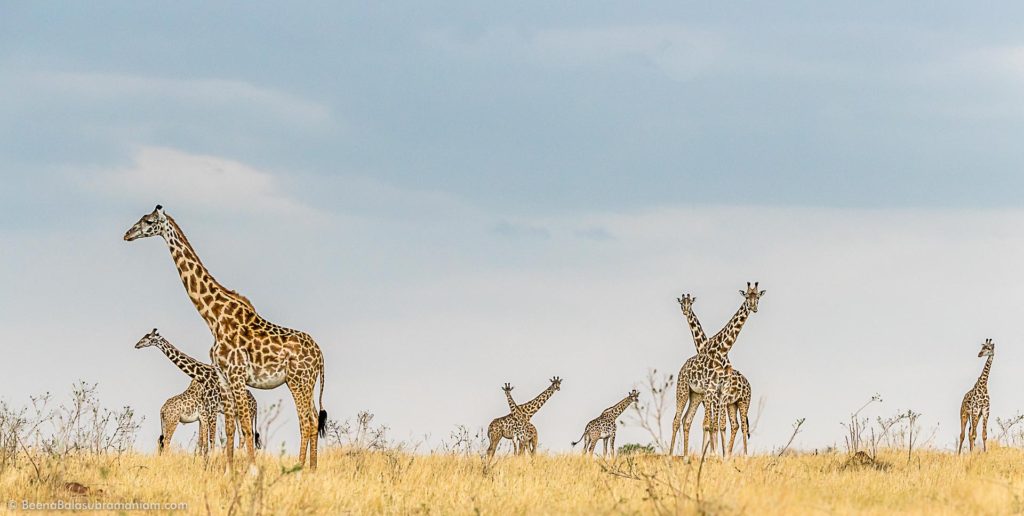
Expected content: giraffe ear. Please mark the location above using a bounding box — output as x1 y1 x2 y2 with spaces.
759 290 766 296
739 290 745 296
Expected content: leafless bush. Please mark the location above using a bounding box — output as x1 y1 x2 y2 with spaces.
322 411 392 451
996 413 1024 446
841 393 882 455
0 382 144 487
626 368 675 453
437 425 488 456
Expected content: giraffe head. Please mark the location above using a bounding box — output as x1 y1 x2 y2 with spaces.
134 328 166 349
677 293 696 313
627 389 640 404
978 338 995 357
549 377 562 391
123 205 170 242
502 382 513 393
738 282 766 313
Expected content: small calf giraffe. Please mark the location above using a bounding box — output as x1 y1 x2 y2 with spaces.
571 389 640 457
959 338 995 454
137 329 261 453
486 377 562 457
157 380 210 454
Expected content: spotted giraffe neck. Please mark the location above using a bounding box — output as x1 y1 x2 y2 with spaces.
601 394 635 419
153 338 213 380
504 389 519 413
682 306 708 353
517 384 558 417
707 300 752 355
975 355 993 389
161 215 253 333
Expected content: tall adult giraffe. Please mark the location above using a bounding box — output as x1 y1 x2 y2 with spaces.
125 206 327 470
959 338 995 454
669 282 764 458
677 294 754 455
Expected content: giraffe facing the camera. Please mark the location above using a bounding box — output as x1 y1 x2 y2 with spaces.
959 338 995 454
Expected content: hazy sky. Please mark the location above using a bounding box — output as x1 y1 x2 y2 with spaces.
4 2 1024 454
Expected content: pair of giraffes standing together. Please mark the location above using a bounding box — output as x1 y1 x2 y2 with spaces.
123 205 329 470
485 283 765 459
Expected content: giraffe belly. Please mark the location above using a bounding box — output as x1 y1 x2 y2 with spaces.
179 410 201 424
247 368 287 389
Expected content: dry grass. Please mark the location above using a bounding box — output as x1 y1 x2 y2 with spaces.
5 447 1024 514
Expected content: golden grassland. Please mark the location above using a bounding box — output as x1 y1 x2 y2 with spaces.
5 447 1024 515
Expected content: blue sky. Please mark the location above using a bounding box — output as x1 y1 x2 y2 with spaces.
3 3 1024 454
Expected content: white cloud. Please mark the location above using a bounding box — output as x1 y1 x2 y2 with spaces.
87 146 316 217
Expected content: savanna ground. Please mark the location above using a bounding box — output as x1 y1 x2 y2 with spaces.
5 381 1024 514
5 449 1024 514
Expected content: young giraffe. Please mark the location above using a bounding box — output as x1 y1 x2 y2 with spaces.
678 294 754 455
155 379 210 455
669 282 764 458
486 377 562 457
570 389 640 457
959 338 995 454
136 329 261 453
125 206 327 470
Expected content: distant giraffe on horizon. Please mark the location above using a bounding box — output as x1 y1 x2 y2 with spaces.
486 378 562 457
136 329 261 453
125 206 327 470
669 282 764 458
959 338 995 454
678 293 754 455
571 389 639 457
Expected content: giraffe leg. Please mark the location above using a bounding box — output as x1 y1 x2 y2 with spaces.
669 388 688 456
286 378 316 469
982 409 989 452
601 437 608 458
968 412 979 452
739 400 750 455
160 416 178 455
958 409 968 455
486 423 502 458
209 411 218 453
681 391 702 458
528 426 538 455
727 403 739 456
223 365 253 470
609 433 616 459
197 417 208 457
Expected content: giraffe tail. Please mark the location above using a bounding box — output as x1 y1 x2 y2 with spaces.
571 431 586 447
253 406 262 450
317 360 327 438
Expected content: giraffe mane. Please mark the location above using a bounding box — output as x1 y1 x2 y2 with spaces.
166 215 256 311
